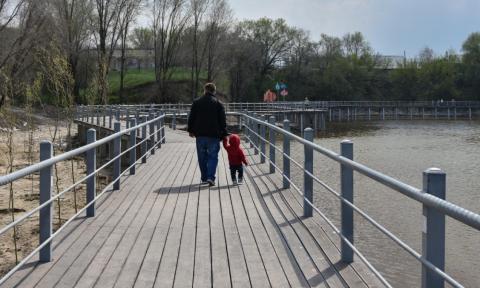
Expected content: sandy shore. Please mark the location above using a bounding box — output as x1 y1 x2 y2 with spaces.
0 109 89 278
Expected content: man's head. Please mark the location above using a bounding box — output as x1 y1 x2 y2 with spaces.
204 82 216 95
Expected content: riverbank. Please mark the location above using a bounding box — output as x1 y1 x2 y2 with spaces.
0 108 87 278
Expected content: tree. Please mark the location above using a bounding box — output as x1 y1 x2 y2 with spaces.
343 32 370 58
129 27 154 49
152 0 191 102
418 46 434 64
189 0 209 100
204 0 231 82
462 32 480 99
237 18 298 97
118 0 142 102
53 0 92 103
91 0 128 104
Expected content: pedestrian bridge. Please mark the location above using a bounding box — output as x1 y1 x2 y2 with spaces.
0 105 479 288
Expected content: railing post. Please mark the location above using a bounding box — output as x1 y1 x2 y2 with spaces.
130 119 137 175
251 112 255 148
103 107 106 127
109 108 113 129
149 112 155 155
422 168 446 288
283 119 290 189
113 122 121 190
96 107 100 125
172 112 177 130
260 115 266 164
254 115 259 155
39 141 53 262
161 112 166 144
141 116 148 163
156 112 162 148
303 128 314 218
86 129 96 217
340 140 354 263
268 116 276 173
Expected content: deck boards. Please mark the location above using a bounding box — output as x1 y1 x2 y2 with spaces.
4 129 384 288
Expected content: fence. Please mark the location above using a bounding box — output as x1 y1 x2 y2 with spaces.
0 112 166 286
241 112 480 288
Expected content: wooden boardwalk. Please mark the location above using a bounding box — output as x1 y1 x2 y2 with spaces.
3 130 383 288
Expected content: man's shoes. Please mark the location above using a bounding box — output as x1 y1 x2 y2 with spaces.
200 180 208 185
238 178 244 185
232 179 238 186
207 179 215 186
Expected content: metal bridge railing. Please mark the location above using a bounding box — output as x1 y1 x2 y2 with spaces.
0 112 167 286
242 112 480 288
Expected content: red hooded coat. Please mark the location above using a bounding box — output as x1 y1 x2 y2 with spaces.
222 134 248 166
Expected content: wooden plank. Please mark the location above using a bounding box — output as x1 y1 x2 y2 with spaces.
114 146 195 288
208 157 231 288
133 149 195 287
217 156 251 288
265 167 383 288
241 149 327 288
171 162 203 287
218 152 271 287
12 145 178 288
251 163 347 288
153 152 197 287
192 169 212 286
73 144 189 288
264 167 370 288
222 154 291 288
49 145 189 288
241 168 310 288
246 144 384 288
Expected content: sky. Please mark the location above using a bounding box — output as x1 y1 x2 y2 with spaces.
228 0 480 57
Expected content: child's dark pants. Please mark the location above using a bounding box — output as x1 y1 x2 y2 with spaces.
230 165 243 181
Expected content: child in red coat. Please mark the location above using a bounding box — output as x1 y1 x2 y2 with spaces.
223 134 248 185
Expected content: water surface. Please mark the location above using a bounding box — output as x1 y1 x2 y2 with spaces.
286 120 480 287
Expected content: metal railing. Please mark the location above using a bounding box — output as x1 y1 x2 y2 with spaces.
242 112 480 288
2 104 480 287
0 112 167 286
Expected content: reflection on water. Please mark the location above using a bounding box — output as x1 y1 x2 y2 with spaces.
289 120 480 287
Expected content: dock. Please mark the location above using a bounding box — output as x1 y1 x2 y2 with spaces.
2 129 381 288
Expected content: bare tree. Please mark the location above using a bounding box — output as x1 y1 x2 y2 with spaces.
118 0 142 102
204 0 231 82
129 27 154 49
152 0 191 102
189 0 209 100
53 0 92 103
91 0 128 104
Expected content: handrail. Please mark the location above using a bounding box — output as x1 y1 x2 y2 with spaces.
241 112 480 288
0 112 166 286
242 121 463 287
0 114 164 186
242 113 480 230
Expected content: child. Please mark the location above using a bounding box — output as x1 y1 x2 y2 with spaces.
223 134 248 185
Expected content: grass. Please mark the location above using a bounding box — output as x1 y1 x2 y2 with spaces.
108 69 156 94
108 68 208 94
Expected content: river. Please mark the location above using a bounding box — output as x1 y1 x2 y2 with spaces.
285 120 480 287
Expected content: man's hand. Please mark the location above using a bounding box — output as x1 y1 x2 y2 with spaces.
189 132 195 138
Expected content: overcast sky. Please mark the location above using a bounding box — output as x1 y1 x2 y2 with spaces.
228 0 480 57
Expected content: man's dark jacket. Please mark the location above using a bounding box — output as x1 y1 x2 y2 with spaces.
187 93 228 139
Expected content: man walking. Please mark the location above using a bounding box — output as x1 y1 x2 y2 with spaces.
187 83 228 186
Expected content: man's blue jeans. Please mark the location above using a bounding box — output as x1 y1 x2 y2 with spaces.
196 137 220 182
